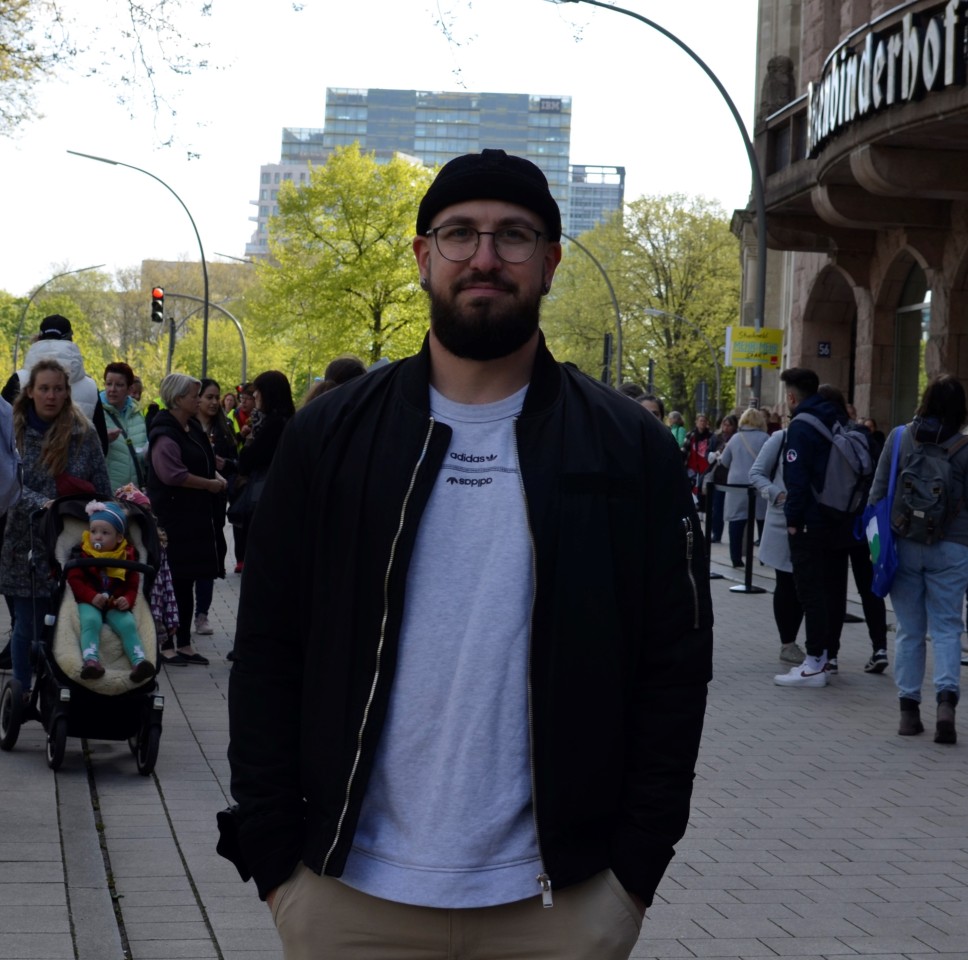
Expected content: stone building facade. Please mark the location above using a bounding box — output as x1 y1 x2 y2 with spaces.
749 0 968 426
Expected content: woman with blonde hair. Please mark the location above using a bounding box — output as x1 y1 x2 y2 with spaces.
1 358 109 695
719 407 770 567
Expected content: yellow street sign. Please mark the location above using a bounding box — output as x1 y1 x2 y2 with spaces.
726 327 783 368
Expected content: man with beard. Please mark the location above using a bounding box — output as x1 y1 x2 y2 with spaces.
221 150 713 960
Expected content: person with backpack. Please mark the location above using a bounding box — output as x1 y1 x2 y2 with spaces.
816 385 890 677
867 374 968 743
774 367 874 688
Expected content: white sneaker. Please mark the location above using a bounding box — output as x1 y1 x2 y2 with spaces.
773 664 828 687
194 614 214 636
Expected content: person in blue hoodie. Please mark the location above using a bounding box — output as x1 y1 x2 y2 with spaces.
774 367 850 688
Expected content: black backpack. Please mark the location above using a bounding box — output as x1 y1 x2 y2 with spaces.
892 427 968 544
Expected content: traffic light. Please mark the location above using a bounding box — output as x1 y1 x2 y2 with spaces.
150 287 165 324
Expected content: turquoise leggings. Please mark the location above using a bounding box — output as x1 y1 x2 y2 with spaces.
78 604 147 666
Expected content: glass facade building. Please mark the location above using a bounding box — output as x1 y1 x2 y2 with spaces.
247 87 619 256
567 165 626 238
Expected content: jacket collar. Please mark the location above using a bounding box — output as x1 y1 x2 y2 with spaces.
398 331 561 416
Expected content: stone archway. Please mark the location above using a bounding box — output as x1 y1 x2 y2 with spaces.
800 265 857 398
872 249 932 427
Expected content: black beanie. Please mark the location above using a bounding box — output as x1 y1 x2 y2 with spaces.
39 314 73 340
416 149 562 241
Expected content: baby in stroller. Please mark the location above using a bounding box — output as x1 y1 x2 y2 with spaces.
66 500 155 683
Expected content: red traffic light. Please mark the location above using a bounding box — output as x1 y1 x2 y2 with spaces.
150 286 165 323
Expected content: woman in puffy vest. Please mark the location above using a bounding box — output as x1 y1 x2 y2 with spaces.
146 374 227 667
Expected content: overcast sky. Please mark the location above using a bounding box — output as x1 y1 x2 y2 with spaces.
0 0 758 297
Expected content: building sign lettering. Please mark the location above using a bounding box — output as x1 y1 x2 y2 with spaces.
538 98 562 113
808 0 965 155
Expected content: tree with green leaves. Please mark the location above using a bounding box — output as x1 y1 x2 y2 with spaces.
251 144 435 378
543 194 739 423
1 2 309 144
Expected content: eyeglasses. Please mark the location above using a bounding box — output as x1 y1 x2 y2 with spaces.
426 224 544 263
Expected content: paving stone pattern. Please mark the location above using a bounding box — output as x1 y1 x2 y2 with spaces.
0 532 966 959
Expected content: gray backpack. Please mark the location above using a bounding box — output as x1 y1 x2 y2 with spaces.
891 427 968 544
0 395 22 516
796 412 874 518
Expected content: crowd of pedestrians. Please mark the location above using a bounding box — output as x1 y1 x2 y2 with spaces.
0 311 326 690
618 359 968 745
4 149 968 960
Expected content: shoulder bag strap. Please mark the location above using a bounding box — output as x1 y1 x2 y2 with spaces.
105 406 145 488
887 427 903 504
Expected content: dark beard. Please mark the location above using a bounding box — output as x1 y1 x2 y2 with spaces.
429 284 542 361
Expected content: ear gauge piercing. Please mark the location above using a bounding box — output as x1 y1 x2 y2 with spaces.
420 277 429 289
542 282 551 294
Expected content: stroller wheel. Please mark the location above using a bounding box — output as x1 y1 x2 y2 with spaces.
134 723 161 776
46 716 67 770
0 679 24 751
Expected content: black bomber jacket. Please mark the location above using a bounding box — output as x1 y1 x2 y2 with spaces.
222 334 714 907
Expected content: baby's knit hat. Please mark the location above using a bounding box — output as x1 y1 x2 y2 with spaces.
85 500 127 534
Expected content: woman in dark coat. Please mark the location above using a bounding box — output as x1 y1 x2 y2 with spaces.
146 373 227 666
231 370 295 573
192 377 238 636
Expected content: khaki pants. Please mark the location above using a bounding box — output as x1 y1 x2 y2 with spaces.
270 864 643 960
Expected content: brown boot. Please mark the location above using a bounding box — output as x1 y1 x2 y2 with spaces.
934 691 958 744
898 698 924 736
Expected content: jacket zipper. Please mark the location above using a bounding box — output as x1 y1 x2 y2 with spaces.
322 417 436 873
682 516 700 629
512 420 553 908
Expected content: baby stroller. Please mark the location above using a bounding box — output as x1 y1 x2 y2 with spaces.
0 495 164 774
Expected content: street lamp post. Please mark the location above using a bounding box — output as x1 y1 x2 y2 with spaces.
67 150 212 377
644 307 722 421
164 292 248 383
560 231 622 385
13 264 106 369
547 0 767 405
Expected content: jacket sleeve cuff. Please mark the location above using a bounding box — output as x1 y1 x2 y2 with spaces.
609 841 675 908
216 805 305 901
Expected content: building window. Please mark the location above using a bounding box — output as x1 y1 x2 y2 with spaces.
892 263 931 425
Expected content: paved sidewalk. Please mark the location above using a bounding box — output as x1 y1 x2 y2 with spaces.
0 534 966 959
